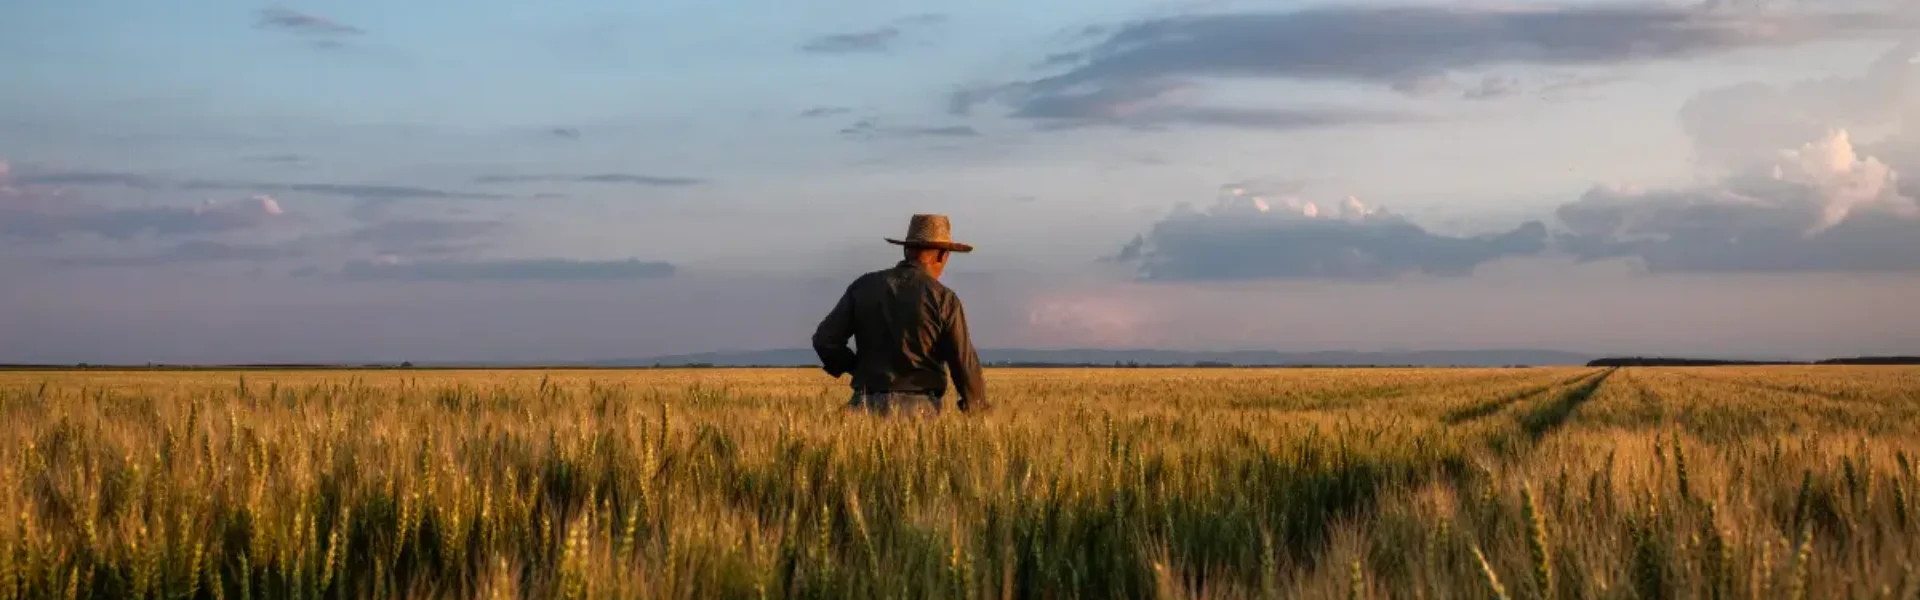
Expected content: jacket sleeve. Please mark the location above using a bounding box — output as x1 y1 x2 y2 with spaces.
937 291 989 411
812 284 858 377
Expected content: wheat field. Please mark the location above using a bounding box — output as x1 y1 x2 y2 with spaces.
2 366 1917 599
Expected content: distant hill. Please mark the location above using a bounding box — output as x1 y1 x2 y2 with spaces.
619 348 1599 368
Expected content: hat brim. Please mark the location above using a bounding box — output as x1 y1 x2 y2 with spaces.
886 238 974 253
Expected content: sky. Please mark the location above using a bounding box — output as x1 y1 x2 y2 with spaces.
3 0 1920 363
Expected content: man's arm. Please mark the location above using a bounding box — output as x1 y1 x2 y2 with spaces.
812 284 858 377
936 292 989 412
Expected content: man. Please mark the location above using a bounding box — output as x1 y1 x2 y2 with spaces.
812 214 989 416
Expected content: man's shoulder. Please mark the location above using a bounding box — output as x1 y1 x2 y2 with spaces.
847 267 894 289
848 263 956 297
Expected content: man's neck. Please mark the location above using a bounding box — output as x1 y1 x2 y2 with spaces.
898 259 942 279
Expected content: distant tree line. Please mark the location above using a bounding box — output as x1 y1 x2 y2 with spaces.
1587 356 1920 367
1815 356 1920 365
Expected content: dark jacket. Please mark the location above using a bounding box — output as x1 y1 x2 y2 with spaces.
812 260 988 411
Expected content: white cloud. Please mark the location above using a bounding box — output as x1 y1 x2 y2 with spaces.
1680 43 1920 169
1770 130 1910 232
1556 128 1920 272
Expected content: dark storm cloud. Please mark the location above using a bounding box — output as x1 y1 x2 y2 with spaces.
51 240 308 267
471 174 706 186
963 2 1912 122
255 8 363 36
1112 195 1548 281
340 258 678 282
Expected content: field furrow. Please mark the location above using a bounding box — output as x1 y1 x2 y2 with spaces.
1622 367 1920 438
1515 367 1615 439
1440 369 1603 425
1670 366 1920 407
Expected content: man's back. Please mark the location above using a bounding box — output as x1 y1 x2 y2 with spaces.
812 260 988 411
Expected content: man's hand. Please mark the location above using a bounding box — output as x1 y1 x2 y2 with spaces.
813 285 858 378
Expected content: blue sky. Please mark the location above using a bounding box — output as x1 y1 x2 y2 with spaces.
4 0 1920 362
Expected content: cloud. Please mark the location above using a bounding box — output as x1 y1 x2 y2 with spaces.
799 13 948 54
2 166 504 203
1037 103 1415 131
1 194 286 241
800 106 854 118
471 173 706 186
1463 76 1523 100
1679 43 1920 168
347 218 507 255
1391 74 1458 97
255 8 363 36
15 171 162 189
801 28 902 54
1554 129 1920 273
1112 189 1548 280
183 181 506 200
966 2 1913 121
51 240 308 267
961 64 1419 131
1549 42 1920 274
839 118 980 139
41 209 511 268
340 257 678 282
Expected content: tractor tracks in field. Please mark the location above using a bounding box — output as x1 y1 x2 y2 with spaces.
1229 370 1573 413
1662 369 1861 404
1442 369 1609 425
1516 368 1615 440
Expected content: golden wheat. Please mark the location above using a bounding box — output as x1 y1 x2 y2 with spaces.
0 366 1916 598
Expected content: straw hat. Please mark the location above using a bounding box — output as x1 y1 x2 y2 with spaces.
885 214 974 253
